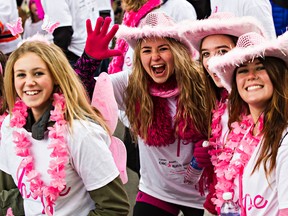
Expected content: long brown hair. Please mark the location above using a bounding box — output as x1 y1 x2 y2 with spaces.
0 51 8 115
199 34 238 138
229 57 288 177
125 37 208 141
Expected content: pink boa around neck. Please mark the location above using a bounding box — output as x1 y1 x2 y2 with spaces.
108 0 162 74
137 76 205 151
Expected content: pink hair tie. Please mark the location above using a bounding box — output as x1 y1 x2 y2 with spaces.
0 63 3 75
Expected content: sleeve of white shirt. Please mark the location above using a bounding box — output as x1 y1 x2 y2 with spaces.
68 121 119 191
0 0 17 22
242 0 276 39
40 0 72 27
153 0 197 22
109 70 129 111
276 131 288 209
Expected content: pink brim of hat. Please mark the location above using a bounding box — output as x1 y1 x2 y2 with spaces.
180 14 267 52
116 12 198 58
208 31 288 92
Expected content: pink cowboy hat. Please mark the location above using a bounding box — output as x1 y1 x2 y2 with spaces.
116 11 197 58
179 12 267 53
208 31 288 92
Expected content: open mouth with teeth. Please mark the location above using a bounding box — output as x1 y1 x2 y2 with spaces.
25 90 40 96
151 64 166 75
246 85 263 91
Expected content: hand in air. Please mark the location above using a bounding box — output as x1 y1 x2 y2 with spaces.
85 17 122 60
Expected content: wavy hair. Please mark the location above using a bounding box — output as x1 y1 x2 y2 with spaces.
125 37 208 141
4 40 109 133
122 0 149 11
0 51 8 115
229 57 288 177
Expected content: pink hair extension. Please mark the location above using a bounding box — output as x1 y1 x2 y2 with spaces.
34 0 45 20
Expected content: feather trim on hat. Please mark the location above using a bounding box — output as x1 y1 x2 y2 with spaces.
179 12 267 52
116 12 198 59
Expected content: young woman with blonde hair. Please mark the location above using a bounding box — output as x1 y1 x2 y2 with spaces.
0 36 130 215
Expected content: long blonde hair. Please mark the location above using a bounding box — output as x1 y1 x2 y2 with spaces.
4 39 109 133
125 37 208 140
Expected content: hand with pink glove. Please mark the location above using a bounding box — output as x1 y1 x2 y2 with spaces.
85 16 122 60
193 140 212 168
184 140 211 185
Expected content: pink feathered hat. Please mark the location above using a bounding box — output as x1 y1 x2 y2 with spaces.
208 31 288 92
180 12 267 52
116 11 197 58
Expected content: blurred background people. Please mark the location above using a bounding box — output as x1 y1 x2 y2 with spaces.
186 0 276 39
22 0 46 39
0 0 22 56
270 0 288 36
40 0 114 66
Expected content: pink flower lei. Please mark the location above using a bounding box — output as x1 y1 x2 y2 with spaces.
211 113 263 212
10 93 68 216
209 92 228 152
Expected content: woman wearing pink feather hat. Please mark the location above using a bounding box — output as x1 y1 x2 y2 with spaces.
208 31 288 216
179 11 266 215
77 11 209 215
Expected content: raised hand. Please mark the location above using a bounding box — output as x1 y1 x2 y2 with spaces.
85 17 122 60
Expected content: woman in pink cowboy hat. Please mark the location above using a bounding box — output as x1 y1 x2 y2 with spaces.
76 11 209 215
179 12 266 215
208 31 288 216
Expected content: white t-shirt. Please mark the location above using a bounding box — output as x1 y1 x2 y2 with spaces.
41 0 114 57
232 130 288 215
0 116 119 215
210 0 276 39
110 70 206 209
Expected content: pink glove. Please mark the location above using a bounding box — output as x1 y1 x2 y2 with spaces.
85 17 122 60
193 140 212 168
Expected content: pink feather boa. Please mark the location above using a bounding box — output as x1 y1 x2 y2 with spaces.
108 0 162 74
137 76 205 148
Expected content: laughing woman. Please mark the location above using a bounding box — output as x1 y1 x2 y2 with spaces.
76 11 209 216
